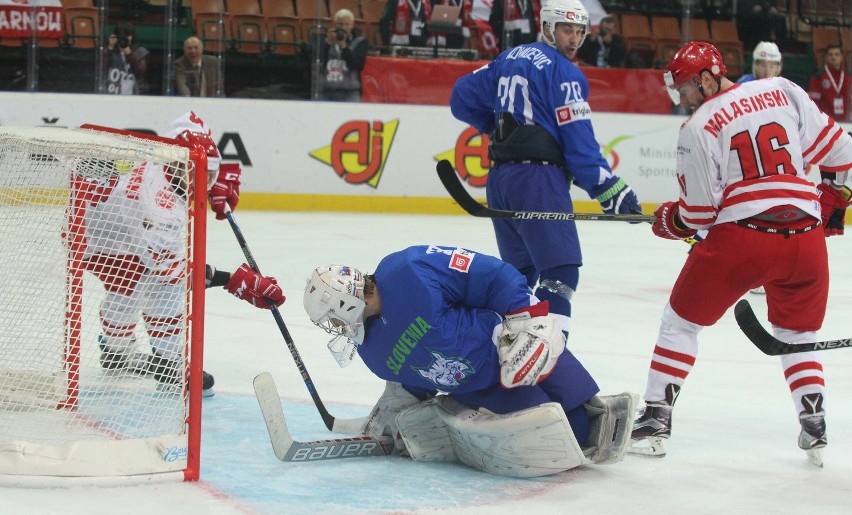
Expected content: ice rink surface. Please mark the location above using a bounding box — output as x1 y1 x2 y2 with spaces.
3 211 852 514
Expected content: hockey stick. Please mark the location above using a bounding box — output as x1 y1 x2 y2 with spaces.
436 160 700 246
734 299 852 355
223 207 367 434
436 159 655 222
254 372 394 462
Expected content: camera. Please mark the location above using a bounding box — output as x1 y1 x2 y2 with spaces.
334 27 347 42
117 35 130 48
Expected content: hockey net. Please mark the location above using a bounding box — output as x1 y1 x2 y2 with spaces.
0 126 206 483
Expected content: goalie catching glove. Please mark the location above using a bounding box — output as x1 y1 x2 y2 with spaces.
224 264 286 309
817 181 852 237
209 162 241 220
652 201 697 240
498 300 565 388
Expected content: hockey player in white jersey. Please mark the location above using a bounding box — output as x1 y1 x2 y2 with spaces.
82 112 285 394
630 42 852 466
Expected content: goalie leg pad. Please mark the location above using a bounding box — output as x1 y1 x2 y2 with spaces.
435 397 588 478
396 398 458 462
583 392 639 464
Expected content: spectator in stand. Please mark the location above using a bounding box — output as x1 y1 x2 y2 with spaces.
736 0 787 51
489 0 541 52
319 9 369 102
809 44 851 122
576 16 626 68
380 0 434 47
738 40 782 83
103 22 149 95
174 36 225 97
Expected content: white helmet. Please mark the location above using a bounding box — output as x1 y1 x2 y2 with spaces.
540 0 590 48
752 41 782 63
303 265 366 367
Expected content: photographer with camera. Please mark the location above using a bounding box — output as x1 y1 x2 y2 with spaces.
318 9 368 102
576 16 626 68
103 22 149 95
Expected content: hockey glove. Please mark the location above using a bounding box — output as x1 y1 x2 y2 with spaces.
499 300 565 388
209 163 241 220
652 201 697 240
817 182 852 237
593 176 641 218
224 264 286 309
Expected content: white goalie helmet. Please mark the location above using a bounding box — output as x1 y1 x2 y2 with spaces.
303 265 367 367
540 0 590 48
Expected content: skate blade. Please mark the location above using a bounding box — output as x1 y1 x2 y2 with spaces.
202 388 215 398
806 448 824 468
627 437 667 458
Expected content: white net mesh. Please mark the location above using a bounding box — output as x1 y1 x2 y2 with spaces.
0 127 201 479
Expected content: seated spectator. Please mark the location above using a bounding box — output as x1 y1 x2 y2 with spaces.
576 16 626 68
489 0 541 52
736 0 787 51
174 36 224 97
103 22 149 95
380 0 434 47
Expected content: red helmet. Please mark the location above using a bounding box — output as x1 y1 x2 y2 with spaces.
664 42 727 104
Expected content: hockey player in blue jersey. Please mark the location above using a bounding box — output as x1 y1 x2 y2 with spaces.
449 0 641 343
303 245 638 477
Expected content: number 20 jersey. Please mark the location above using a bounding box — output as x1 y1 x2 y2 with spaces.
675 76 852 231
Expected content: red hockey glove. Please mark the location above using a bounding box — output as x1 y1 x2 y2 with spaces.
817 182 852 237
652 201 698 240
225 264 286 309
209 163 241 220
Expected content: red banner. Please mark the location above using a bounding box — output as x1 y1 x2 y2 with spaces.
0 0 63 39
361 56 673 114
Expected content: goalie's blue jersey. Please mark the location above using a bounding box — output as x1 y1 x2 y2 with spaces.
450 42 611 194
356 245 598 419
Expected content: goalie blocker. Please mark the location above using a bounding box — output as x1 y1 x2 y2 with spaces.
396 392 638 478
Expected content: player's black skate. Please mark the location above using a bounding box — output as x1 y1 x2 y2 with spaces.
798 393 827 468
628 383 680 458
98 334 152 375
202 370 215 398
150 353 182 393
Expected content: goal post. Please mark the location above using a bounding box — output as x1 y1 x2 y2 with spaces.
0 125 207 483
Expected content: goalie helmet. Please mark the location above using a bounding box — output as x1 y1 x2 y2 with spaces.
165 111 221 191
303 265 366 367
663 42 727 105
540 0 590 48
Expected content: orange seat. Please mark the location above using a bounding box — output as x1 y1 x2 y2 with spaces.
683 17 710 43
228 0 266 53
295 0 331 43
651 16 682 68
360 0 386 48
710 19 744 77
813 26 842 68
620 13 656 68
64 6 99 49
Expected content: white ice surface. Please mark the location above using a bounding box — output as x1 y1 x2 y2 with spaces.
3 211 852 514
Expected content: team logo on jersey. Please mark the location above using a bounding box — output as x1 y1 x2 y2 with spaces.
415 350 474 389
449 248 475 272
555 102 592 125
156 187 176 209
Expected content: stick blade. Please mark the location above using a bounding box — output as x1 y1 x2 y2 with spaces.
253 372 294 461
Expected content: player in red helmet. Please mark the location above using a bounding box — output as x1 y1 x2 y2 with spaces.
629 42 852 467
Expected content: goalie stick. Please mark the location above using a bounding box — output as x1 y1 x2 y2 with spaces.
223 207 366 434
254 372 394 462
436 159 654 222
734 299 852 355
436 160 700 246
